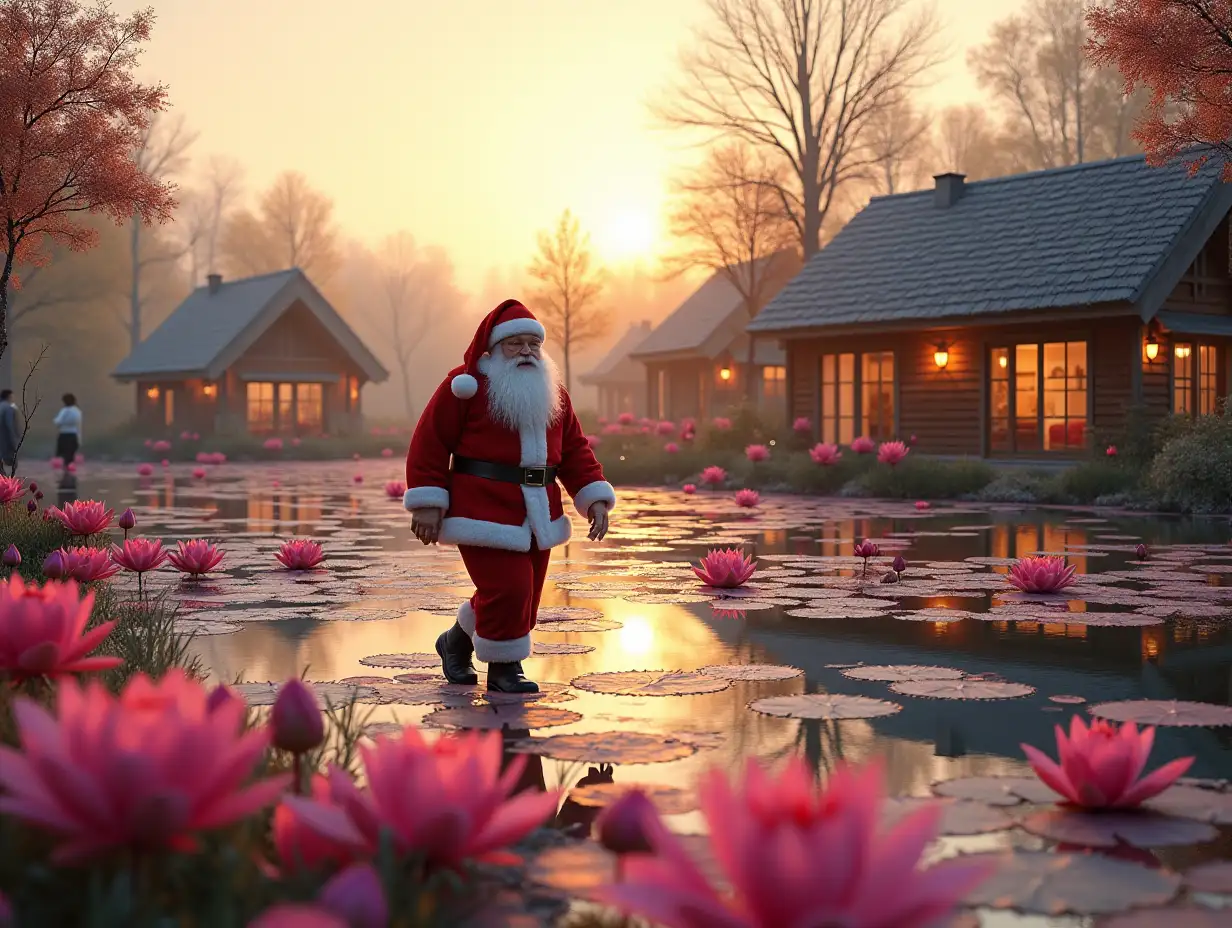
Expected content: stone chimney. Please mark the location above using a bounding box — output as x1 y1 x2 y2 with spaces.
933 173 966 209
206 273 222 294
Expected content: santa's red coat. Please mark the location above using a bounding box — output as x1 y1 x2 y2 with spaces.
403 364 616 551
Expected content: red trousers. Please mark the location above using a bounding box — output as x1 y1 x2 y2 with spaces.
455 543 551 663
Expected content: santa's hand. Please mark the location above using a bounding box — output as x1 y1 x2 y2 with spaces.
411 508 443 545
587 502 609 541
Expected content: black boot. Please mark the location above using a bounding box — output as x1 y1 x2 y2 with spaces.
436 624 478 686
487 661 539 694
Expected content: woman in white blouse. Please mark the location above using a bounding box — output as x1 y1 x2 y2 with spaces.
53 393 82 464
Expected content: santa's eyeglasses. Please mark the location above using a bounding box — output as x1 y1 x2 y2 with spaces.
500 337 542 355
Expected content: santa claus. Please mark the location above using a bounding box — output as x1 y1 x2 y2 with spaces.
403 299 616 693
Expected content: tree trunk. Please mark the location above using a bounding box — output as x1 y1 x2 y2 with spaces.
744 317 758 406
0 250 13 389
398 357 415 422
129 216 142 350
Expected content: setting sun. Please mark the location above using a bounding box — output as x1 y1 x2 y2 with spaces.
596 210 659 261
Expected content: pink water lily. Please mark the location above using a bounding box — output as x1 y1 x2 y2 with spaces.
1007 555 1076 593
0 576 120 683
877 440 909 466
277 726 560 871
693 548 757 588
700 466 727 486
596 757 993 928
168 539 226 578
110 538 169 574
809 442 842 465
0 476 24 505
1021 715 1193 809
384 480 407 499
734 489 760 508
744 444 770 463
275 539 325 571
60 546 121 583
45 500 114 536
0 670 289 863
850 436 875 454
264 437 284 451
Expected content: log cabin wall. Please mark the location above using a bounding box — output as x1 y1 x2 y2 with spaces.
1162 214 1232 315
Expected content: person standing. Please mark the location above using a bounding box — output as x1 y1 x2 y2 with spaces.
53 393 82 464
0 390 19 473
404 300 616 693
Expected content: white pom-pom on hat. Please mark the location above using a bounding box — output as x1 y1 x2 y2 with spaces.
451 373 478 399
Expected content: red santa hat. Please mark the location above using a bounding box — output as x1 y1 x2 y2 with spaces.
450 299 547 399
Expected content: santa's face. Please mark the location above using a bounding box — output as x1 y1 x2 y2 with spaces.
483 338 563 431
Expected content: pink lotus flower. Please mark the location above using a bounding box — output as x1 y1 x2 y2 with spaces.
195 452 211 463
877 440 909 466
1007 556 1076 593
657 420 676 435
809 443 842 465
692 548 757 588
745 444 770 463
67 462 78 474
664 441 679 453
618 412 635 426
46 500 114 536
854 540 881 559
353 453 362 461
111 538 169 575
351 474 363 485
381 448 393 457
851 436 875 454
152 440 172 453
264 437 284 452
192 467 207 479
601 423 623 435
276 539 325 571
587 435 601 448
60 546 121 583
277 726 560 871
734 489 760 508
213 452 227 464
682 484 696 495
915 500 930 510
161 458 170 467
180 430 192 440
384 480 406 499
50 456 64 470
118 508 136 532
136 463 154 476
711 417 732 431
0 670 290 863
792 416 812 433
168 539 226 578
596 758 993 928
700 466 727 486
0 576 120 682
0 476 24 505
1106 444 1118 457
1021 716 1194 810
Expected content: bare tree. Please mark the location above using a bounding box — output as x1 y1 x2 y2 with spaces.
220 171 340 283
861 93 934 194
663 144 799 400
202 156 244 277
129 114 197 349
968 0 1146 170
653 0 942 258
934 104 1009 180
527 210 608 393
2 344 47 478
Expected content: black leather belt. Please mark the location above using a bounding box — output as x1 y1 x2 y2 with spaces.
452 456 558 488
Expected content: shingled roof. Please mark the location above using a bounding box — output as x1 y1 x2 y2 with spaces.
748 154 1232 336
113 268 388 382
580 320 653 386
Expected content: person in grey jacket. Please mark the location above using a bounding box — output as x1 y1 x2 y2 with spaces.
0 389 20 472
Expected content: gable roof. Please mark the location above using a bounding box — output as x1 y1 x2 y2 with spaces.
749 154 1232 336
580 321 653 385
112 268 389 382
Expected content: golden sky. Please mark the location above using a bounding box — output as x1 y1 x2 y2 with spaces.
121 0 1024 289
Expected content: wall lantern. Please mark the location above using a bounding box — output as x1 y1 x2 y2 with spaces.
716 350 735 383
350 379 360 402
146 386 160 400
719 365 733 382
933 341 950 370
1144 334 1159 362
998 353 1008 369
1175 343 1192 360
202 382 217 398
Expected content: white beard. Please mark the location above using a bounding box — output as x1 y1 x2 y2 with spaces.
482 350 564 433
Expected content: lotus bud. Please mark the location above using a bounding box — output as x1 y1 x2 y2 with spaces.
25 499 36 515
42 550 66 579
34 491 42 500
206 683 243 715
892 554 907 575
27 481 36 493
118 508 137 532
318 862 388 928
2 545 20 567
1135 543 1148 561
271 678 325 755
596 788 657 856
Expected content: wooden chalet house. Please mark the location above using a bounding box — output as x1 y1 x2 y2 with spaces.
579 320 653 420
748 154 1232 457
112 269 388 436
631 253 800 424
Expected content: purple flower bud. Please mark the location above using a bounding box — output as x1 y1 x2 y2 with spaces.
892 554 907 574
596 789 658 855
2 545 20 567
206 683 243 715
25 499 36 514
318 862 388 928
118 508 137 531
27 481 37 493
34 490 43 500
1135 543 1148 561
271 678 325 754
42 550 66 579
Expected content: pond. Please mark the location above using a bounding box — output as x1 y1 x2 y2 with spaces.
43 458 1232 924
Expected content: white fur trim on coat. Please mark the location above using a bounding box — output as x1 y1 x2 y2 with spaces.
440 517 532 551
456 600 476 635
404 486 450 511
473 632 532 663
489 317 546 347
572 480 617 518
451 373 479 399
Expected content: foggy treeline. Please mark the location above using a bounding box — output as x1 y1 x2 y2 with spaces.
9 0 1146 445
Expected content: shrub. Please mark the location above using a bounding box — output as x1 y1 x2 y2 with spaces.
974 470 1052 504
1148 411 1232 513
1049 460 1139 504
857 457 995 500
1092 403 1167 472
784 453 866 494
0 504 75 579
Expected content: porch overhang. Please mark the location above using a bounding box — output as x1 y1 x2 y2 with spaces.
1154 310 1232 339
235 372 342 383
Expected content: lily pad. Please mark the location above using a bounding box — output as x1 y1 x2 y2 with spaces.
932 775 1061 806
882 797 1013 835
1143 785 1232 824
234 681 379 708
338 675 393 685
1182 860 1232 893
748 693 902 720
1050 694 1087 705
842 664 965 683
474 681 576 706
1020 808 1218 848
537 618 623 633
509 731 697 765
695 663 804 682
359 653 440 670
530 641 596 656
962 849 1181 915
1089 700 1232 728
1096 907 1229 927
570 671 731 697
890 679 1035 700
536 605 605 623
567 782 698 816
421 704 582 731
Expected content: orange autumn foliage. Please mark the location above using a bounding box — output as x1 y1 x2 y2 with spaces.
1086 0 1232 178
0 0 176 355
